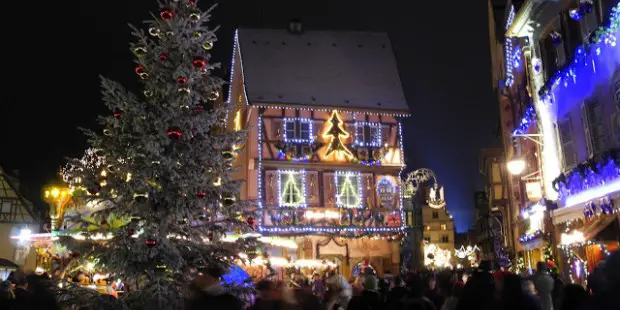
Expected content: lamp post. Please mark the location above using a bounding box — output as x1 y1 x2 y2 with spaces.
43 185 72 231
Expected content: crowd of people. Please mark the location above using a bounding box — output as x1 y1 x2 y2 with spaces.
1 251 618 310
240 251 620 310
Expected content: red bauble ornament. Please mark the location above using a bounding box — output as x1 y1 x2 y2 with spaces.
145 239 157 247
127 229 136 236
113 112 121 119
189 0 196 4
160 9 174 20
135 65 145 75
197 192 206 198
207 232 214 240
159 53 168 61
177 76 187 84
192 57 206 69
167 128 183 141
247 216 255 227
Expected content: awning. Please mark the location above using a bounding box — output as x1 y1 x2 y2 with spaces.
582 216 618 241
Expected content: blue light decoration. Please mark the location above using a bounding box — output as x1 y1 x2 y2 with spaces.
552 151 620 208
519 229 543 244
512 104 536 135
513 44 523 70
505 5 516 87
221 265 252 287
583 196 615 219
539 3 619 108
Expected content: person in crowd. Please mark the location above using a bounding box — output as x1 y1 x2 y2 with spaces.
424 274 444 309
585 250 620 310
325 269 352 310
499 274 540 310
0 280 15 309
386 275 408 308
185 265 244 310
311 273 325 301
400 274 436 310
549 266 565 310
292 278 321 310
559 284 588 310
8 270 30 309
347 274 382 310
455 261 496 310
24 273 61 310
250 280 282 310
532 261 554 310
440 282 464 310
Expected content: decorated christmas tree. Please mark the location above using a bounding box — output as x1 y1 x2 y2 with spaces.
59 1 250 309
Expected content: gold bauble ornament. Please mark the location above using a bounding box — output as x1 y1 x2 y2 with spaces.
133 47 147 58
202 41 213 50
148 27 160 37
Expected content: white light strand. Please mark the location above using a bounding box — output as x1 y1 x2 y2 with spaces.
277 169 307 208
250 103 410 117
282 118 314 143
398 121 406 227
353 122 383 147
257 112 264 229
334 171 363 209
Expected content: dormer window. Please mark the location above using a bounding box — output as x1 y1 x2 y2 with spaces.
354 122 382 147
283 118 313 143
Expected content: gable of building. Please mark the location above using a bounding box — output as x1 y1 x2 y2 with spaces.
0 167 36 224
233 28 409 114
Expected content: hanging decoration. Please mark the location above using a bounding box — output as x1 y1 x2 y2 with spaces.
424 242 452 268
192 57 207 69
202 41 214 50
133 47 147 58
167 128 183 141
148 27 160 37
323 110 354 160
159 53 168 61
160 8 174 20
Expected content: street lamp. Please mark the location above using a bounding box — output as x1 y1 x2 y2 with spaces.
507 158 526 175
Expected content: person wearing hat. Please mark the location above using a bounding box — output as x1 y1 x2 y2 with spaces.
185 265 243 310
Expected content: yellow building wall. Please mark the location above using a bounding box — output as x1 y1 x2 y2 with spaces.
0 224 37 271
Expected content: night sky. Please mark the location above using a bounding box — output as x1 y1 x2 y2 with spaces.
0 0 498 232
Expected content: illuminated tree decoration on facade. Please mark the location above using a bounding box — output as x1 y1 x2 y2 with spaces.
323 110 354 160
335 171 363 208
278 170 307 208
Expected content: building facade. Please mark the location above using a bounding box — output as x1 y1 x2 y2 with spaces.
227 27 409 278
491 0 619 278
421 185 456 268
0 167 38 276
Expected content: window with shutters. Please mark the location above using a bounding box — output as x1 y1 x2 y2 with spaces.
282 118 313 143
441 235 450 243
580 6 599 39
582 98 607 156
557 118 577 168
424 236 431 243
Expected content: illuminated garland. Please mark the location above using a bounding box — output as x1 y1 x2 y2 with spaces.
257 112 264 229
334 171 363 208
512 104 536 135
277 170 307 208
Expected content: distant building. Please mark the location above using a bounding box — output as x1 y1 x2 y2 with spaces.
421 184 455 268
0 167 38 277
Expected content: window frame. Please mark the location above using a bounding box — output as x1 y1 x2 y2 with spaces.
334 171 363 209
432 211 439 219
354 122 383 147
582 98 607 157
441 235 449 243
282 118 314 143
277 169 307 208
556 116 577 169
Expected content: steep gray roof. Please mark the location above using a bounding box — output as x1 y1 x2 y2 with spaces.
237 28 409 114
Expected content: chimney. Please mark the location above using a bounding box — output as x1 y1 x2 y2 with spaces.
288 18 303 34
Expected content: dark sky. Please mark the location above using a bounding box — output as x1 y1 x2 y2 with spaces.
0 0 498 232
